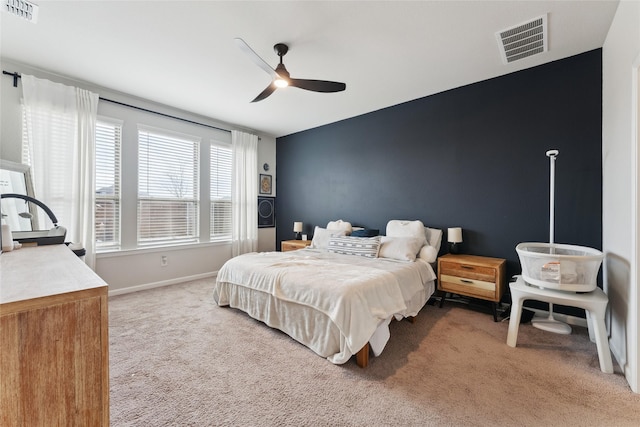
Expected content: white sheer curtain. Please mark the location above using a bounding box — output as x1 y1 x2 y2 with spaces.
22 75 99 268
231 130 258 256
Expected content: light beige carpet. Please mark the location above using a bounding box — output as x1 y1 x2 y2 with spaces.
109 279 639 426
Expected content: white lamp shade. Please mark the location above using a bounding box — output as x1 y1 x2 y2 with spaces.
293 222 303 232
447 227 463 243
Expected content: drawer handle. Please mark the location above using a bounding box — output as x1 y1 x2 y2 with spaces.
460 279 474 284
461 265 474 270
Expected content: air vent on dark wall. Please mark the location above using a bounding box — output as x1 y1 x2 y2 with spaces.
3 0 39 23
496 14 547 64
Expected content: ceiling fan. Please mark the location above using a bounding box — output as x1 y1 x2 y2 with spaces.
235 38 346 103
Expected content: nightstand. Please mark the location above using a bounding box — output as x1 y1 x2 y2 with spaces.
437 253 506 321
281 240 312 252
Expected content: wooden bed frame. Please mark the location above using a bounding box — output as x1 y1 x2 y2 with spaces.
356 343 371 368
354 316 415 368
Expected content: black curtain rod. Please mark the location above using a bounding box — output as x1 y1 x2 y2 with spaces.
3 69 236 135
3 70 21 87
99 97 231 134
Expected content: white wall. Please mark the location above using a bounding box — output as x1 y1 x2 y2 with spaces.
0 58 277 293
602 0 640 393
257 136 277 253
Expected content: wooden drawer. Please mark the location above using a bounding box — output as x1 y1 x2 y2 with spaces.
439 261 496 282
281 240 311 252
437 254 506 303
439 274 496 300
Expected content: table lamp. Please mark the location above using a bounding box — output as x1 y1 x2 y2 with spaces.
293 222 303 240
448 227 462 254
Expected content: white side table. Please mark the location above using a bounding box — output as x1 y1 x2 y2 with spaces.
507 276 613 374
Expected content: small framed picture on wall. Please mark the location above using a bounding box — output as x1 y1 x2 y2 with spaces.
258 196 275 228
259 174 272 195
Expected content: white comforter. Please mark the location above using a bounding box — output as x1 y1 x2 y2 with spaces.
214 248 436 364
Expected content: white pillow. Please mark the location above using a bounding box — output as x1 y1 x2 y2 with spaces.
378 236 424 262
310 226 347 250
417 245 438 263
327 235 381 258
386 220 427 245
327 220 352 235
425 227 443 252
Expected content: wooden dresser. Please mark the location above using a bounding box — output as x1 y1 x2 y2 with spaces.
437 253 506 321
0 245 109 426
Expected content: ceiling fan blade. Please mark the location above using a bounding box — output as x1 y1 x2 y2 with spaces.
251 83 277 103
289 78 346 93
234 38 280 80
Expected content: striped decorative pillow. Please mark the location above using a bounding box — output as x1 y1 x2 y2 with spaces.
327 235 381 258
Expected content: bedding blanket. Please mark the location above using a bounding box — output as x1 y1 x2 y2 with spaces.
214 248 436 363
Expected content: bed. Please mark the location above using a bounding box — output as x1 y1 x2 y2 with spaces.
213 220 441 367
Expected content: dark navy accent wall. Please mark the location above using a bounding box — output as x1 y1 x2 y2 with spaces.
276 49 602 284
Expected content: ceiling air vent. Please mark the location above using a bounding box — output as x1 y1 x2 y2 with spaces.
496 14 547 64
3 0 39 23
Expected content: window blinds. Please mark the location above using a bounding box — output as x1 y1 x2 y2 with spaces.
137 127 200 245
210 144 232 241
95 119 121 248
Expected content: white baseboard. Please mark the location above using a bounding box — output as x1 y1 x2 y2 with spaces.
108 271 218 297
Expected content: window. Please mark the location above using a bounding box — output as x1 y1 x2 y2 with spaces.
95 119 122 249
137 126 200 245
210 144 232 241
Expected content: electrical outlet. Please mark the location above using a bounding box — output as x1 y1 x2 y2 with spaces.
161 255 168 267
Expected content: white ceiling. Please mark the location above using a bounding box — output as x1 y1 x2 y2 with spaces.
1 1 619 138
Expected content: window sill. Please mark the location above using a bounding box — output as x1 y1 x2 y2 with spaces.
96 240 231 259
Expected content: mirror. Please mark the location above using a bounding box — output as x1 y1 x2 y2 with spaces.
0 159 38 231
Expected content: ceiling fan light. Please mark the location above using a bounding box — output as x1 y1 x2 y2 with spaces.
274 78 289 88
